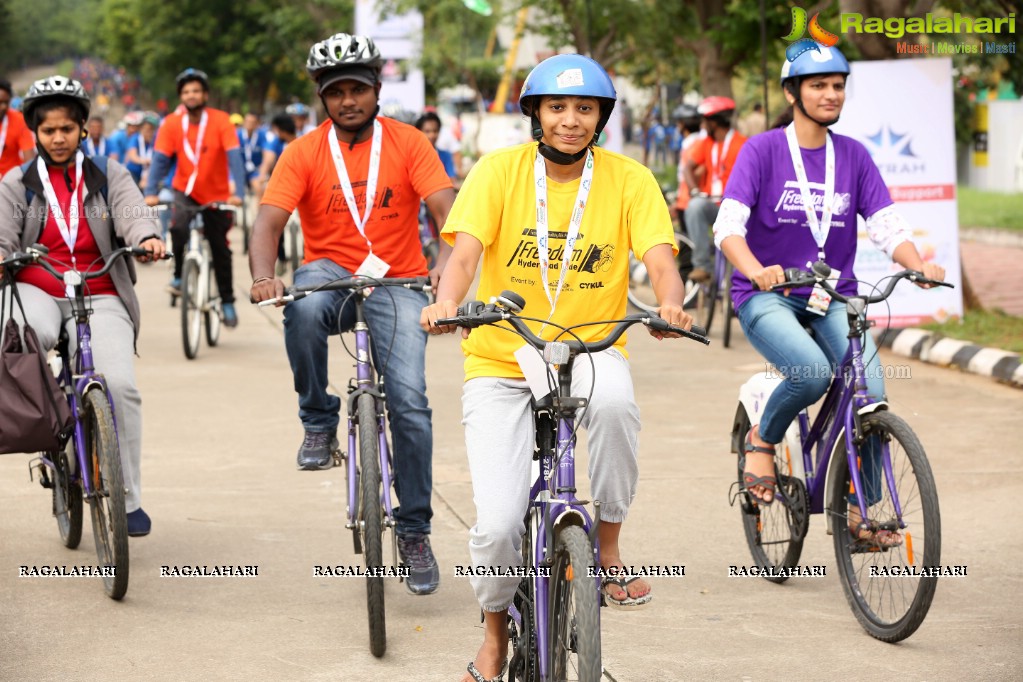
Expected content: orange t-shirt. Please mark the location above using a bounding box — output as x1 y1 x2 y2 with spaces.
261 117 453 277
689 130 747 198
153 107 238 204
0 110 36 177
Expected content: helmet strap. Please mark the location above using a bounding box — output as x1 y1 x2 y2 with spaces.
794 97 840 128
530 114 591 165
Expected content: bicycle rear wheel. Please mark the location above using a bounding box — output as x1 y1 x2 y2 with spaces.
181 258 202 359
358 392 386 657
205 263 221 347
51 438 83 549
830 411 940 642
722 262 735 348
82 388 129 600
734 406 807 582
549 525 600 682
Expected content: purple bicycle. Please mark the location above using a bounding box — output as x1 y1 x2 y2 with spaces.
259 275 431 657
3 245 164 600
729 261 952 641
439 292 708 681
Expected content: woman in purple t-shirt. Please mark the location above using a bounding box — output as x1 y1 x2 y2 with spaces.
712 47 945 530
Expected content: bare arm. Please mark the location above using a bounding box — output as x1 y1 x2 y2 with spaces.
424 187 457 287
419 231 483 338
248 204 292 303
641 243 693 338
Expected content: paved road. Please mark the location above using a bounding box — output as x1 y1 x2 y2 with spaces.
1 242 1021 681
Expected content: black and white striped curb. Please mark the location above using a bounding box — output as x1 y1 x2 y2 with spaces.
878 328 1023 388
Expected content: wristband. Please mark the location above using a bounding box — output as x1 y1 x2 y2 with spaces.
689 187 700 197
251 276 272 286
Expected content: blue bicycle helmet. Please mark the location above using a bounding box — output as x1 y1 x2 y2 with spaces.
519 54 616 164
780 46 850 127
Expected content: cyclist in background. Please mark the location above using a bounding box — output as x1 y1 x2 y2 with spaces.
682 96 746 283
714 46 944 513
420 54 692 682
285 102 315 137
237 112 270 189
125 112 160 186
671 104 703 228
108 111 142 163
253 113 297 196
83 116 112 159
0 76 165 536
415 111 460 186
248 33 456 596
0 79 36 178
144 68 246 327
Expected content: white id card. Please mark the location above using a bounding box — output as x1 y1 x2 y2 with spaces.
806 268 840 316
514 344 558 400
355 252 391 279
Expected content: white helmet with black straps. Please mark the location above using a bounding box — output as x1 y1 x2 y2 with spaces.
306 33 383 81
22 75 91 131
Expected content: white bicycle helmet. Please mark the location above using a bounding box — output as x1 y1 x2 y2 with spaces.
306 33 383 81
22 76 91 130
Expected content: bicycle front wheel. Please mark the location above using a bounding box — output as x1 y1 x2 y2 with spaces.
549 525 600 682
734 406 807 582
358 392 386 657
51 438 83 549
181 258 202 359
204 263 221 347
82 389 129 600
830 411 940 642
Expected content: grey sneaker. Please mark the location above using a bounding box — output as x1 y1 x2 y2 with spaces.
296 430 338 471
397 533 439 595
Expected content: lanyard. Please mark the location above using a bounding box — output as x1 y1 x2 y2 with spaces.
38 152 88 296
242 130 256 166
708 129 735 196
785 123 835 260
533 148 594 318
138 135 152 162
327 121 383 251
181 110 208 196
85 136 106 157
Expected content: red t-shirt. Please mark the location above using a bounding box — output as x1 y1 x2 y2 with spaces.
18 165 117 296
689 130 747 198
261 118 452 277
0 110 36 178
153 107 238 204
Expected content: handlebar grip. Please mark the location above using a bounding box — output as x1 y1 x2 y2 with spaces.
690 324 707 338
434 317 461 326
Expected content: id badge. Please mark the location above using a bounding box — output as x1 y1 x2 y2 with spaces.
710 178 723 197
514 344 558 400
355 251 391 279
805 268 840 316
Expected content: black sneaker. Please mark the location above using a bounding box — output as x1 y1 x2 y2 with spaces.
296 430 338 470
397 532 439 595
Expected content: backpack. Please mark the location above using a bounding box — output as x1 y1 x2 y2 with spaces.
21 154 109 205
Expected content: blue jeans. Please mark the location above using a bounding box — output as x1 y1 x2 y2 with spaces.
683 196 718 272
737 292 886 445
283 259 433 535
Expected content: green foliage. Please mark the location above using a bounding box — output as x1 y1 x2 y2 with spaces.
1 0 102 70
958 186 1023 232
922 309 1023 353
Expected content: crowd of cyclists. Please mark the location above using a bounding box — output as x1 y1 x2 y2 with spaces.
0 31 946 681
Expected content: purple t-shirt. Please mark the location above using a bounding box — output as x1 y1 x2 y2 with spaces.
724 128 893 310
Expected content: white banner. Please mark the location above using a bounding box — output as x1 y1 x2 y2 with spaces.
355 0 425 114
832 57 963 327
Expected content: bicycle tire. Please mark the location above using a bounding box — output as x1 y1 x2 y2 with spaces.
83 389 129 600
358 392 387 658
549 525 601 682
204 263 221 347
697 271 718 334
722 262 735 348
51 439 83 549
830 411 940 642
509 510 539 682
181 258 202 359
735 406 807 582
240 197 251 255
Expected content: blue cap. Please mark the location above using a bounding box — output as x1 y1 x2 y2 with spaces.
780 45 850 83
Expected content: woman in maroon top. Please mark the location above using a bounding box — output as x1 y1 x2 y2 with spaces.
0 76 164 536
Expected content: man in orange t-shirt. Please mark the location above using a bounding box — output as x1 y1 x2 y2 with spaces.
0 79 37 178
682 96 746 282
249 33 455 595
144 68 246 326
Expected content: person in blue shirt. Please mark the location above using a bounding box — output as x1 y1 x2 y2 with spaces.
107 111 143 162
237 112 267 187
83 117 112 158
415 111 459 185
124 112 160 186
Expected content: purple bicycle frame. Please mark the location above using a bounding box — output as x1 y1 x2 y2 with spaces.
780 304 898 526
345 308 395 529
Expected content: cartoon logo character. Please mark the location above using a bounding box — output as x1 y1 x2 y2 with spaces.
580 244 615 273
783 6 839 62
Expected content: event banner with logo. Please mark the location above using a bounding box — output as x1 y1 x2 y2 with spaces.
833 57 963 327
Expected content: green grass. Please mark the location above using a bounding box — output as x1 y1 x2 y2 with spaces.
958 186 1023 231
922 309 1023 354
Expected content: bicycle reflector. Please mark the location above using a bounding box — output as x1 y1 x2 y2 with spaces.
543 342 570 366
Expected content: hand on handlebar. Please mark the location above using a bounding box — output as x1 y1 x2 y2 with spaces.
226 195 244 208
750 264 789 295
136 237 167 263
421 299 467 338
144 195 160 207
250 276 286 306
916 262 946 289
650 302 694 341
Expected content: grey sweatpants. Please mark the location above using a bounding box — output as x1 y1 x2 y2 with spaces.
4 285 143 512
462 348 641 611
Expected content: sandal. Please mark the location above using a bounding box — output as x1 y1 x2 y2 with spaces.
601 575 652 609
466 660 507 682
742 427 777 505
848 509 903 550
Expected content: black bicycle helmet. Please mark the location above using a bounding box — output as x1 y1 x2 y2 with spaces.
22 76 91 131
175 68 210 93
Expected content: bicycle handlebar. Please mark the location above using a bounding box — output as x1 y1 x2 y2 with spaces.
1 244 170 283
762 260 953 304
256 275 433 307
435 290 710 354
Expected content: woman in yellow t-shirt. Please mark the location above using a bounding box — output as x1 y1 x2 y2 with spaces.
420 54 693 682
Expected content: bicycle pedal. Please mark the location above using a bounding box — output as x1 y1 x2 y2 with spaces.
332 450 344 467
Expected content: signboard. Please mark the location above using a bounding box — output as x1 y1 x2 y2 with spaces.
355 0 426 114
833 57 963 326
